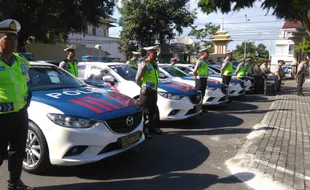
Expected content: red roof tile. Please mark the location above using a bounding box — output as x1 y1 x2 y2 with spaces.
282 21 302 29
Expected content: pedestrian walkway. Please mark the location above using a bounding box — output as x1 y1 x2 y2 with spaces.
226 80 310 190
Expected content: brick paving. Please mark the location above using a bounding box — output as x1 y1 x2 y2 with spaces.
232 80 310 190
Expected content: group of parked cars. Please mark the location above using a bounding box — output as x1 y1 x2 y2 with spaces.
23 60 254 174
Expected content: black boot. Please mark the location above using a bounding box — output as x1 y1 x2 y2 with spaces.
8 180 35 190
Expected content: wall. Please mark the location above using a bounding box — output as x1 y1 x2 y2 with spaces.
25 43 125 62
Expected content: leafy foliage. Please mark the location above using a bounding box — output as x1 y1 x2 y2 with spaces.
197 0 310 35
295 37 310 57
234 42 269 61
0 0 116 50
118 0 197 57
188 22 219 53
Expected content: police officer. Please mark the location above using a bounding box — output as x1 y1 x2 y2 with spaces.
191 48 209 103
235 58 246 80
245 58 252 76
126 51 141 67
135 45 163 138
59 45 78 77
171 57 177 66
221 50 234 86
0 19 34 190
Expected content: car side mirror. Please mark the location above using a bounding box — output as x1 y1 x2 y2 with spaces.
102 75 114 82
159 73 166 78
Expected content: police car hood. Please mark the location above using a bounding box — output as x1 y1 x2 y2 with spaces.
158 80 200 96
31 87 141 120
180 76 226 88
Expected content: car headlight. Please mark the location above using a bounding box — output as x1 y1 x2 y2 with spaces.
208 86 217 91
158 92 184 100
47 113 97 128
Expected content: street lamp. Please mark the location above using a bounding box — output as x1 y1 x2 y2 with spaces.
244 15 250 58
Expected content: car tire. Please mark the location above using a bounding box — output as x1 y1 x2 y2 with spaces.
22 121 51 174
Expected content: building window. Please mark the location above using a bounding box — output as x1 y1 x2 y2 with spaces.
92 27 96 35
103 29 107 37
289 44 294 55
276 44 287 56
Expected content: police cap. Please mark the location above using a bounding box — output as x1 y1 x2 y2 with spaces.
0 19 21 35
64 45 76 52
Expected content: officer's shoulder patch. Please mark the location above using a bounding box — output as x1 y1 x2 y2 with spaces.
0 66 5 71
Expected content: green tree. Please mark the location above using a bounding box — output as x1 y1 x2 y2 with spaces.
197 0 310 35
234 42 269 60
295 37 310 57
118 0 197 57
0 0 116 50
188 22 220 53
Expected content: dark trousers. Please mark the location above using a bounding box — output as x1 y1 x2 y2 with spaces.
275 77 282 93
297 73 305 94
0 108 28 183
222 76 232 86
140 88 159 130
195 78 207 100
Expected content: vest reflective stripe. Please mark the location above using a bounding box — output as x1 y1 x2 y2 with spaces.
197 60 209 78
0 54 30 114
141 62 159 90
129 60 138 67
236 65 245 78
223 61 234 76
66 61 78 77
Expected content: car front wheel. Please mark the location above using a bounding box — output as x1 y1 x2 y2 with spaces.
22 121 51 174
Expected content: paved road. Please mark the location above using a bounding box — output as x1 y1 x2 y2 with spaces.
0 94 273 190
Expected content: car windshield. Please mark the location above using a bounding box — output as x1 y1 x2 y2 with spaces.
109 65 137 81
209 66 221 73
29 65 85 91
177 66 192 74
162 66 187 77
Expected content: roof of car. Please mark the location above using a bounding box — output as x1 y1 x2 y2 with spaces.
29 61 55 66
79 61 126 67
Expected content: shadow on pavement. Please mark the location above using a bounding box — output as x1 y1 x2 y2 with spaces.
234 95 274 103
39 134 210 180
160 112 244 129
205 102 258 112
36 172 255 190
167 126 276 136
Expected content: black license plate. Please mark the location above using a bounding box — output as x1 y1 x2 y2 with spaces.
118 131 140 149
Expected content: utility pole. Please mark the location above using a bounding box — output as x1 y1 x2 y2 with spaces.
244 15 250 59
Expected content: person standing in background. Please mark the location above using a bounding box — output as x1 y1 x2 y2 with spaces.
296 58 308 96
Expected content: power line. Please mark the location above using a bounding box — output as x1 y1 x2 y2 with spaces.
194 20 284 25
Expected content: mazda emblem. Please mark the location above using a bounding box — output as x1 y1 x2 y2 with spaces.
126 116 134 126
196 94 201 101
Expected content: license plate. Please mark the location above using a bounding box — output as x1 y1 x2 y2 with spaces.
119 132 141 149
195 104 202 112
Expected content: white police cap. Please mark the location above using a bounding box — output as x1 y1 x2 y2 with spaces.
199 48 209 53
0 19 21 34
64 45 76 52
245 58 251 62
132 51 141 55
143 45 159 52
226 50 234 54
239 58 245 62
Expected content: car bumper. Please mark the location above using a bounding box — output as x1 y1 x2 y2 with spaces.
244 80 254 91
204 88 229 105
228 84 245 97
158 95 202 121
45 120 144 166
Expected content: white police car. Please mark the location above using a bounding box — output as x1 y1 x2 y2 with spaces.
176 64 246 97
77 62 203 121
25 62 144 174
158 64 229 105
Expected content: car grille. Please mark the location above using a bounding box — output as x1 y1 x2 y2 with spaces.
221 87 228 94
105 111 142 134
188 93 202 104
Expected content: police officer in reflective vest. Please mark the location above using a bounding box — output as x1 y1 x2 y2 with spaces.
245 58 252 76
235 58 246 80
221 50 234 86
135 45 163 138
126 51 141 67
0 19 34 190
59 45 78 77
191 48 209 103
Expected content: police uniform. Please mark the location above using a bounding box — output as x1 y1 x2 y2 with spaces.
221 51 234 86
245 58 252 76
0 19 34 190
126 51 141 67
135 45 162 138
59 45 78 77
192 48 209 100
235 58 246 80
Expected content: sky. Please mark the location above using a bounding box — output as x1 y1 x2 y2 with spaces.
109 0 285 56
